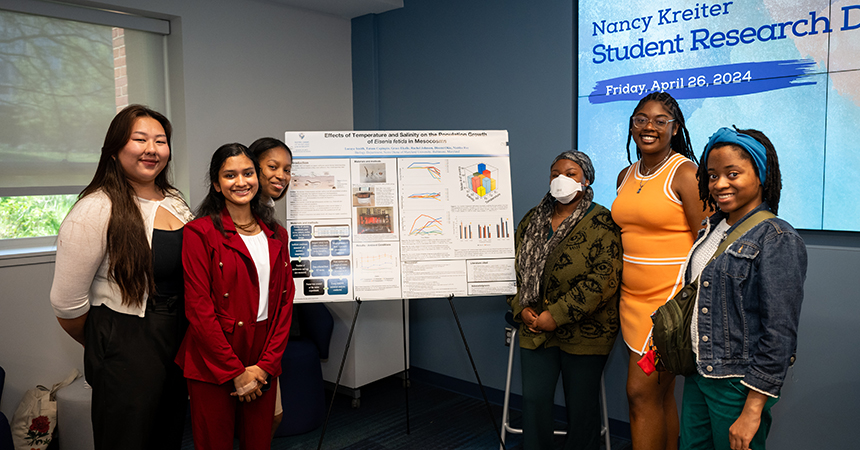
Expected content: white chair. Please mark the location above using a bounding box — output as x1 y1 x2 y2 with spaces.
500 324 612 450
55 376 95 450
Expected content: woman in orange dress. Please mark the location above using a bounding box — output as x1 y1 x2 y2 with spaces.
611 92 707 450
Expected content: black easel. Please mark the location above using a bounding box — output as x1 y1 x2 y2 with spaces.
316 294 503 449
401 296 411 434
317 297 362 450
446 294 505 448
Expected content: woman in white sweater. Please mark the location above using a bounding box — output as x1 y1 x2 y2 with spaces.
50 105 193 450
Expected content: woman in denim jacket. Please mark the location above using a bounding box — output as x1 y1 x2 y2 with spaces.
679 128 807 450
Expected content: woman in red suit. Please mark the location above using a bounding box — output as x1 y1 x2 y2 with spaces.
176 143 294 450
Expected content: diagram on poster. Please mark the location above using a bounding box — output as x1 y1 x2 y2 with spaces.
285 130 516 302
288 219 353 299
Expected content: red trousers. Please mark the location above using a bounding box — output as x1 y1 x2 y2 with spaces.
187 320 277 450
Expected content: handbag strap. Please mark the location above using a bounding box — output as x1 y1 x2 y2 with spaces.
707 210 775 264
49 368 81 401
640 209 776 355
689 209 776 286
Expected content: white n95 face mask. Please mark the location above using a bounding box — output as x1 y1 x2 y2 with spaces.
550 175 583 204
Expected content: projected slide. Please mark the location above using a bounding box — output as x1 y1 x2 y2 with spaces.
578 0 860 231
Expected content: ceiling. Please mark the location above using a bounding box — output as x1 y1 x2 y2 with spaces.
264 0 403 19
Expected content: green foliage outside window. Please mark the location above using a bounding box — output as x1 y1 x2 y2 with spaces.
0 195 77 239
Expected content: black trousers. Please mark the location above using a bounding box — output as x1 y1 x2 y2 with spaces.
520 347 609 450
84 303 187 450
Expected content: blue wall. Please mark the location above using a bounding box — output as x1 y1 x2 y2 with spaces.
352 0 574 401
352 1 860 448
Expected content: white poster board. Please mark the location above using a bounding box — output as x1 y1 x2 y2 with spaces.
284 130 516 302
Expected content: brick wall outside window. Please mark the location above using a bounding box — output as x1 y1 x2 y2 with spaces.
113 27 128 112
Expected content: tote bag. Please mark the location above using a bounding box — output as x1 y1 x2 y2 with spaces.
10 369 81 450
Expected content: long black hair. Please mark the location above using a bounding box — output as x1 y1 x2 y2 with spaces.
697 127 782 214
195 143 279 236
79 104 182 307
626 91 696 164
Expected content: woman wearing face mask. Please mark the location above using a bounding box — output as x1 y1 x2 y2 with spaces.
507 151 623 450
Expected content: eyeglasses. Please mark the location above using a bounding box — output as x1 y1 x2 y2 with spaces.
631 115 675 130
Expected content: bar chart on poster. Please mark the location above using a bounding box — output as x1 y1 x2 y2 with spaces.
284 130 516 302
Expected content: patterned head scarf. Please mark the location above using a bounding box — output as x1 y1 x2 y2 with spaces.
551 150 595 185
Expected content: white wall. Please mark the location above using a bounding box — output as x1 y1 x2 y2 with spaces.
0 0 354 418
0 257 84 417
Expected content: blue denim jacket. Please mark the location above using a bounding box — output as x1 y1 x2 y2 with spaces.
685 203 807 397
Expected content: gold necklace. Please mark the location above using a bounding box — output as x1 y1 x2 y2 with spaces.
637 151 673 194
233 218 259 232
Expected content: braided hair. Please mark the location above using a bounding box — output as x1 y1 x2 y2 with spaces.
625 92 696 164
697 127 782 214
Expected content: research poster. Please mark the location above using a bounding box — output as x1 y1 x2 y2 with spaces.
284 131 516 302
579 0 860 231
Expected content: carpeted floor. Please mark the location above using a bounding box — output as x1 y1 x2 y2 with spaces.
181 375 632 449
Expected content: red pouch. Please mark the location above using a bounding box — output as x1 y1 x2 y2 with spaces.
637 349 658 376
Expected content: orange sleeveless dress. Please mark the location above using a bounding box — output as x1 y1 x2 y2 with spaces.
611 153 695 354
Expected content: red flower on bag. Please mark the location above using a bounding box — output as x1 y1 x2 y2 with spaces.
29 416 50 434
25 415 52 446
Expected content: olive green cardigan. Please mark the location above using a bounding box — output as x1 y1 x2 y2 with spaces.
507 203 622 355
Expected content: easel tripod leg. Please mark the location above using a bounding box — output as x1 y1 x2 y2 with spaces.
317 297 362 450
446 294 505 448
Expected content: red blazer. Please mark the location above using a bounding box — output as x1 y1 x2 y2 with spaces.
176 210 294 385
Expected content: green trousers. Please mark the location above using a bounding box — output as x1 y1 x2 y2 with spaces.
680 374 779 450
520 346 608 450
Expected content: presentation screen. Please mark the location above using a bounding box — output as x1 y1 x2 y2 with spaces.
284 130 516 303
578 0 860 231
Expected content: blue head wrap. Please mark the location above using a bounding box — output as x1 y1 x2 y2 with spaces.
701 127 767 182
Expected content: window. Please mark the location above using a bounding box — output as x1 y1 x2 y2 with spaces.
0 195 77 239
0 1 169 247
